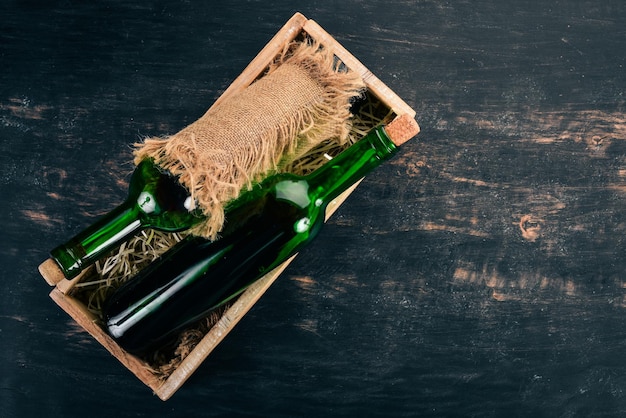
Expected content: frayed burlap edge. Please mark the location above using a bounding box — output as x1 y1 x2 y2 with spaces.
133 38 365 240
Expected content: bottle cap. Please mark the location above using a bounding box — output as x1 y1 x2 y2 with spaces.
385 114 420 146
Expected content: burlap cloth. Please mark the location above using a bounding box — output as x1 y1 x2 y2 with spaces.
134 39 365 239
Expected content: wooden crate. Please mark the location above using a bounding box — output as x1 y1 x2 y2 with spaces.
38 12 419 400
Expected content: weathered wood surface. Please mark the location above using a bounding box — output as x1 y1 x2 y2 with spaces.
2 1 626 417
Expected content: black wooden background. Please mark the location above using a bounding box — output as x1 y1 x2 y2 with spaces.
2 1 626 417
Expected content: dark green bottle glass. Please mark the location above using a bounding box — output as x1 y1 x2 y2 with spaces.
103 117 415 354
50 159 203 279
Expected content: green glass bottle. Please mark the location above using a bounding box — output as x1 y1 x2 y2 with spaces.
50 159 203 279
103 115 418 354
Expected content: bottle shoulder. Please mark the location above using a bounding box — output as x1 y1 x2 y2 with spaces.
130 159 203 229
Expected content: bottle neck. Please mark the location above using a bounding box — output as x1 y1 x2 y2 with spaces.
305 125 397 205
50 202 142 279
